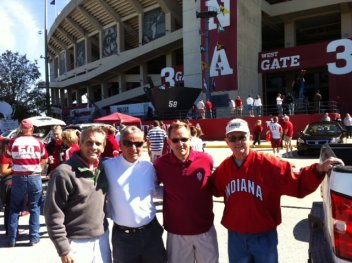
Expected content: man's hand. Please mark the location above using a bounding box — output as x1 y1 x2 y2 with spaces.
61 253 75 263
316 157 344 173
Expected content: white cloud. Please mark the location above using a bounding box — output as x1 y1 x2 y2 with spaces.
0 4 17 51
0 1 45 78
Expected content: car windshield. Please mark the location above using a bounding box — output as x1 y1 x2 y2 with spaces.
0 130 13 137
305 123 341 135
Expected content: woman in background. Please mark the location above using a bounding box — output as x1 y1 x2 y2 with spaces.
61 129 80 161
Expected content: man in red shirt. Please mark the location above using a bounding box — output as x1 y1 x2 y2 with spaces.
282 115 294 157
235 96 243 117
46 125 65 175
154 121 218 263
211 118 343 263
205 99 213 119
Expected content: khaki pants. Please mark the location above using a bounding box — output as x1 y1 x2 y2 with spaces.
166 225 219 263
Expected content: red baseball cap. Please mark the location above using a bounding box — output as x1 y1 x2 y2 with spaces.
21 119 33 129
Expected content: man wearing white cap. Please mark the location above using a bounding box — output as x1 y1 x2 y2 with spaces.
211 118 343 263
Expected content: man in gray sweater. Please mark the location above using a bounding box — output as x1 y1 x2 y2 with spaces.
44 126 112 263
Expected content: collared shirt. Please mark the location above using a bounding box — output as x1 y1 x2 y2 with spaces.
103 156 157 227
154 150 214 235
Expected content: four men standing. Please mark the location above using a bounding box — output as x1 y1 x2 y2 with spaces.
11 114 341 262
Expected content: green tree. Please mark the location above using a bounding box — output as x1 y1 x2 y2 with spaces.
0 50 46 119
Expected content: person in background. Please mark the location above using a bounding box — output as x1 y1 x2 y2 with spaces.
154 121 219 263
229 98 236 116
101 125 120 158
252 119 263 146
276 93 283 115
313 90 322 113
285 93 295 115
0 138 31 236
0 138 12 236
268 116 283 157
44 126 111 263
46 125 65 175
253 95 262 117
282 115 294 157
205 99 213 119
115 124 126 143
321 112 331 122
5 119 48 247
103 126 166 263
160 120 167 132
146 120 167 163
197 100 206 119
61 129 80 161
191 104 197 119
333 113 342 125
190 125 204 152
235 96 243 117
246 95 254 117
211 118 343 263
343 113 352 138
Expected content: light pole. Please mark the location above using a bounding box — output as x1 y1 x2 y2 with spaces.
44 0 51 116
196 9 217 104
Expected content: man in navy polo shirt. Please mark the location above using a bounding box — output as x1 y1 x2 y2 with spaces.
154 121 218 263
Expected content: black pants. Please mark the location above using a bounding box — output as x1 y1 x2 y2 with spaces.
112 218 167 263
253 132 261 145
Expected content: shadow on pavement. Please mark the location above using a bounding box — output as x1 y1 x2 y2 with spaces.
293 218 310 242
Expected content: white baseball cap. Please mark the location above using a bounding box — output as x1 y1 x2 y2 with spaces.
225 119 250 135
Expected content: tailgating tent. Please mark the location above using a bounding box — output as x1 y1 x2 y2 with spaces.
93 112 142 126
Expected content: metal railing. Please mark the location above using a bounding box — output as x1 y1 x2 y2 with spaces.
61 100 340 124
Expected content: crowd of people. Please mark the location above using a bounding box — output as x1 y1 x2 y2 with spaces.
0 116 345 263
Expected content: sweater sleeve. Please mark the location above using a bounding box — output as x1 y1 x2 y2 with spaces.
44 166 72 257
278 160 325 198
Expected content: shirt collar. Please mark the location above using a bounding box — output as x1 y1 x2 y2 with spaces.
170 148 195 165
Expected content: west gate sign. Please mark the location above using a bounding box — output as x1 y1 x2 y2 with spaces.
258 38 352 113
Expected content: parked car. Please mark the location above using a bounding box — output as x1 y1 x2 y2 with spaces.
0 129 18 139
297 121 347 156
308 144 352 263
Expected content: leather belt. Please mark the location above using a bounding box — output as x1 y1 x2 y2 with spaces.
114 217 156 234
14 173 41 176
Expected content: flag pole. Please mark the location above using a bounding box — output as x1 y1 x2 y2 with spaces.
45 0 51 115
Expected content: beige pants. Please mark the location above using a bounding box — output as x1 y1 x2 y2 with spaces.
166 225 219 263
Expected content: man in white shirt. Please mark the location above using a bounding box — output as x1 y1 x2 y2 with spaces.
197 100 206 119
246 95 254 117
103 126 166 263
268 116 283 157
276 93 283 115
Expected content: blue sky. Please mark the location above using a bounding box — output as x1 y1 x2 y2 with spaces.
0 0 69 81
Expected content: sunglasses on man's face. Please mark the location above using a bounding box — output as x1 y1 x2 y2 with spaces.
227 135 247 143
123 140 144 148
170 137 190 144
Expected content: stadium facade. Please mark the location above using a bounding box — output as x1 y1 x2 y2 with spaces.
47 0 352 121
